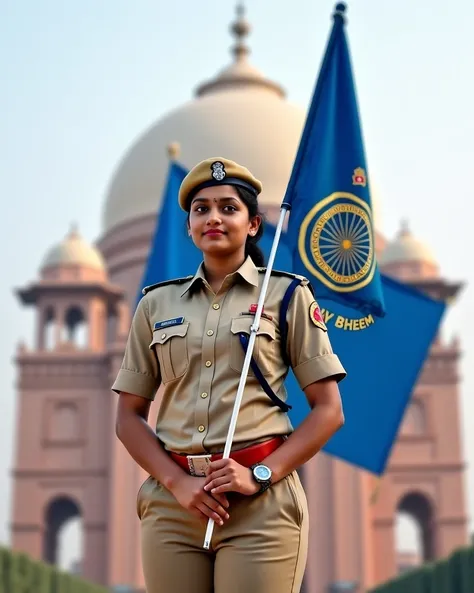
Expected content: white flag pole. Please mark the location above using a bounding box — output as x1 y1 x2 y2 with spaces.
203 202 291 550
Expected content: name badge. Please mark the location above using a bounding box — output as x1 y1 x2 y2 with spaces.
154 317 185 331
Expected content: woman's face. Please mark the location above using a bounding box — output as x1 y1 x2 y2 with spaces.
188 184 260 259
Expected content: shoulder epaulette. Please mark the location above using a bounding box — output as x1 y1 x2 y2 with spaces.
257 267 314 295
142 275 193 295
257 267 304 281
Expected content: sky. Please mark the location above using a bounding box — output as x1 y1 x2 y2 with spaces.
1 0 473 573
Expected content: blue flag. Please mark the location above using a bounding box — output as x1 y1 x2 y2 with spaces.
284 3 385 318
317 276 445 474
262 226 445 475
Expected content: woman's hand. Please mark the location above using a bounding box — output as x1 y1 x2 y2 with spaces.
203 459 260 496
170 474 230 525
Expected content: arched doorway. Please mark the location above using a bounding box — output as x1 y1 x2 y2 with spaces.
43 496 83 572
395 492 436 573
44 306 56 350
63 306 88 348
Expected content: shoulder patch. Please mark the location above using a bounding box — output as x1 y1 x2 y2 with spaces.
309 301 327 331
142 276 193 295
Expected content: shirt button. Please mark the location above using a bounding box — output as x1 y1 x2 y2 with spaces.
201 392 208 399
207 329 214 336
161 333 166 340
212 303 220 310
205 360 212 367
198 425 205 433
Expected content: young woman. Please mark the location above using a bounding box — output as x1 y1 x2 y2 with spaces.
112 157 346 593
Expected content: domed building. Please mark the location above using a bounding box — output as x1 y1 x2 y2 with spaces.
10 6 468 593
380 220 439 280
98 4 384 307
41 225 107 280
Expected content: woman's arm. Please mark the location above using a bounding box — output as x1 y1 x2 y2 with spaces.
204 378 343 496
260 377 344 483
263 284 346 482
116 392 230 524
115 392 183 491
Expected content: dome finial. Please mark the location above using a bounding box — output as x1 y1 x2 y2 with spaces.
231 2 251 61
167 142 181 160
194 0 285 98
399 218 410 236
68 222 79 238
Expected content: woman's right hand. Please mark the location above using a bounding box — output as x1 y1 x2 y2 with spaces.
170 473 230 525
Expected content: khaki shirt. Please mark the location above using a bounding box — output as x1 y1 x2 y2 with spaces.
111 257 346 454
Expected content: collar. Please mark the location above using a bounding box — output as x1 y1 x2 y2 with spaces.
180 256 259 297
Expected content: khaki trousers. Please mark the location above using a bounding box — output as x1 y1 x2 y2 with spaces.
137 470 309 593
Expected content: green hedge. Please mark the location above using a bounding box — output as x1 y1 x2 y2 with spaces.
369 545 474 593
0 547 109 593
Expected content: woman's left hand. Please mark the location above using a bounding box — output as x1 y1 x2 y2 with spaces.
203 459 259 496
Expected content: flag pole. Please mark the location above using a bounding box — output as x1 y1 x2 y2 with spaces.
203 201 291 549
203 1 348 550
204 1 349 551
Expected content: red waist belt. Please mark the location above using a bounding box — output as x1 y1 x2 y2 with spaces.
169 436 284 474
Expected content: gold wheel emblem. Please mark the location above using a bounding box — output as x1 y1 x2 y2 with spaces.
298 192 375 293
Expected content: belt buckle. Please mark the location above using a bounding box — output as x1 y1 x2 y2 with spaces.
187 454 212 477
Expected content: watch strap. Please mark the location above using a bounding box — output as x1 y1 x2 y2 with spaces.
250 464 272 494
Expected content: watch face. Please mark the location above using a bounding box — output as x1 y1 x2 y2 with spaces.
254 465 272 481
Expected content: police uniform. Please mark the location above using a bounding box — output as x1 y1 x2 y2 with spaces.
111 157 347 593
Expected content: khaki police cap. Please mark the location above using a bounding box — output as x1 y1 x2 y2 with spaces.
178 157 263 211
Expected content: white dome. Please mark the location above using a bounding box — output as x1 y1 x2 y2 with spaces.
380 221 437 266
42 226 106 271
102 86 305 232
101 9 383 234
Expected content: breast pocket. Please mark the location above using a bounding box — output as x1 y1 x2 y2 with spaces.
149 322 190 384
229 316 276 377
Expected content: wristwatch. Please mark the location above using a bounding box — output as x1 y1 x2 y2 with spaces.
250 464 272 494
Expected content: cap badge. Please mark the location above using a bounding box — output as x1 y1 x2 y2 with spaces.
210 161 226 182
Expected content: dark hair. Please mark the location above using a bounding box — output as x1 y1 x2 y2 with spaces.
234 185 266 267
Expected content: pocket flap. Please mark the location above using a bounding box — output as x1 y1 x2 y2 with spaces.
150 322 189 346
230 316 276 340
